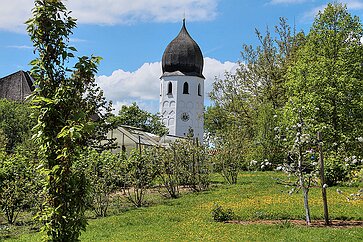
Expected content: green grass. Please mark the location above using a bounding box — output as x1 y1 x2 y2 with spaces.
3 172 363 241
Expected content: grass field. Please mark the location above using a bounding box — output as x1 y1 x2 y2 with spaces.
3 172 363 241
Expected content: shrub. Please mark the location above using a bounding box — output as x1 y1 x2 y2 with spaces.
0 153 37 224
211 203 235 222
83 149 122 217
124 150 157 207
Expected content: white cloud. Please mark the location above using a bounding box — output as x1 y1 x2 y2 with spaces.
96 57 238 113
0 0 218 32
303 1 363 22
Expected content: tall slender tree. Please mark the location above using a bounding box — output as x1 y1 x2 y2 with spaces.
26 0 112 240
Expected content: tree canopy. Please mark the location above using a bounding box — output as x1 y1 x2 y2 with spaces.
110 102 167 137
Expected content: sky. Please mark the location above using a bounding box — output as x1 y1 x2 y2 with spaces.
1 0 363 114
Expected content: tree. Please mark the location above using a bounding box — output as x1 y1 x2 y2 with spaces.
0 99 34 153
207 18 302 167
111 102 167 136
26 0 112 240
285 2 363 156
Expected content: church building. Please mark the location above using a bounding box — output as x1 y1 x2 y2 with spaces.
160 19 204 142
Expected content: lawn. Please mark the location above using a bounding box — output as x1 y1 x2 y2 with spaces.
3 172 363 241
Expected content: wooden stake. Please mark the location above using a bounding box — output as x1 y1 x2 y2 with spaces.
317 131 329 225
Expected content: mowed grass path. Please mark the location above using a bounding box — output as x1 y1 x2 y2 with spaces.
8 172 363 241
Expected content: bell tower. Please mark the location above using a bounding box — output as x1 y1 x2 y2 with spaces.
159 19 204 142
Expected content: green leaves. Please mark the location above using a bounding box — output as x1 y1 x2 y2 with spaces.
26 0 113 240
285 2 363 155
111 102 168 136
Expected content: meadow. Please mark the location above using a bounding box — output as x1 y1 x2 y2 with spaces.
3 171 362 241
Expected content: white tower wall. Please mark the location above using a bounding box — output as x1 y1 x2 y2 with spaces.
160 75 204 142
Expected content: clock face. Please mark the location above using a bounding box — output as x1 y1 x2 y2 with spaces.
181 112 190 122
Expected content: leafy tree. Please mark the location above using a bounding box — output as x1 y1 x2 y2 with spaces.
26 0 112 240
0 99 34 153
207 18 302 168
285 2 363 156
111 102 167 136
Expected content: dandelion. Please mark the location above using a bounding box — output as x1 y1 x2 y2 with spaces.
357 137 363 142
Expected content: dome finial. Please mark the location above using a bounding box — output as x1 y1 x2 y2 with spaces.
183 12 186 27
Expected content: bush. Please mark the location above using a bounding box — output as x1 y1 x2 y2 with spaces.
324 155 362 186
0 152 37 224
124 150 157 207
83 149 122 217
211 203 235 222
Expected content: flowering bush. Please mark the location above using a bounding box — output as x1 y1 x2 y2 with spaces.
248 159 273 171
325 155 363 186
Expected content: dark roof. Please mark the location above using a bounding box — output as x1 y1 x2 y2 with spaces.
162 19 204 78
0 70 34 101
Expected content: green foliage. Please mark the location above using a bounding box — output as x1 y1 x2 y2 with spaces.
324 155 363 186
0 152 37 225
83 150 122 217
150 147 182 198
0 100 34 153
124 150 157 207
110 102 168 136
285 2 363 156
171 139 210 192
26 0 113 240
210 126 248 184
206 18 301 172
211 203 236 222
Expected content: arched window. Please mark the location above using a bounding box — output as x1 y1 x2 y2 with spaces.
167 82 172 95
183 82 189 94
198 83 201 96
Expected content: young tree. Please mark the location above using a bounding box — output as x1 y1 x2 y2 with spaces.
26 0 112 240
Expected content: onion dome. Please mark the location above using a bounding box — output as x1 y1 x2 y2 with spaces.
162 19 204 78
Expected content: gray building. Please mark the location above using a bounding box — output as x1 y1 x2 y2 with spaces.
0 70 34 101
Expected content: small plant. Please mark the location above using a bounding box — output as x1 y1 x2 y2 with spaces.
211 203 235 222
278 219 294 228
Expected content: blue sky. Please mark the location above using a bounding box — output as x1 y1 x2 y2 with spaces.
1 0 362 113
